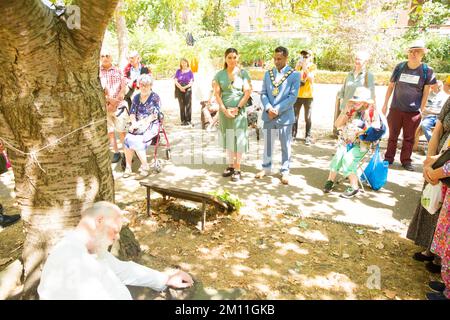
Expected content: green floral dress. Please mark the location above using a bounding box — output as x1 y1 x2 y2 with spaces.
214 69 251 153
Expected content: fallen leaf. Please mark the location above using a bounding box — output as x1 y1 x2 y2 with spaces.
342 253 350 259
375 243 385 250
355 229 365 235
384 290 397 299
298 221 309 229
360 239 371 246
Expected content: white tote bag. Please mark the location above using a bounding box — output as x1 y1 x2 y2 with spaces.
421 182 443 215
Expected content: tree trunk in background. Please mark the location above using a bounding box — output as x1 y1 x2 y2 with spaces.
0 0 120 298
115 0 130 70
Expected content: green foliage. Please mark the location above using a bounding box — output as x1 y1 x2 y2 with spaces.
405 0 450 40
129 27 197 78
424 35 450 74
209 189 243 212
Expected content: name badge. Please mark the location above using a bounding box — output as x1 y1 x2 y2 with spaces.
399 73 420 85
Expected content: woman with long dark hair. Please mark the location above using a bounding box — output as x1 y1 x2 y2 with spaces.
174 58 194 126
213 48 252 182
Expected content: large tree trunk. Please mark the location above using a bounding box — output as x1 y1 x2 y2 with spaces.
0 0 120 298
115 0 129 70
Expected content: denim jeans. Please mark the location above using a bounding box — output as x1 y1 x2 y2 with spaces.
420 115 437 142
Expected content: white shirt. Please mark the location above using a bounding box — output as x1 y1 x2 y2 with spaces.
38 231 168 300
274 65 290 83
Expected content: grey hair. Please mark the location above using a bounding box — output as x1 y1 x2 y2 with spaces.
139 74 153 86
81 201 122 219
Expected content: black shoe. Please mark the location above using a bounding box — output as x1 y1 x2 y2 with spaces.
429 281 446 293
0 213 21 228
402 163 415 171
231 171 241 182
425 261 442 274
112 152 121 163
222 167 235 177
323 180 334 193
413 252 435 262
426 292 449 300
340 187 360 199
385 160 393 165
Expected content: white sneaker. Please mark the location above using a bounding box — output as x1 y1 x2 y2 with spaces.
138 166 150 178
122 167 133 178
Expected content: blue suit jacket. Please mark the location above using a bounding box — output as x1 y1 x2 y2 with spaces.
261 66 301 125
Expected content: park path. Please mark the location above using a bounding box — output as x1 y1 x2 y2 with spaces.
0 80 425 234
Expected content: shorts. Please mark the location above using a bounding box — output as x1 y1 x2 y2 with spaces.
107 102 130 134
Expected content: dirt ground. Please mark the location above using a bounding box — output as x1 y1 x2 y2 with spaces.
0 81 441 300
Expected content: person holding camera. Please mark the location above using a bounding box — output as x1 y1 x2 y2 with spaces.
293 49 316 145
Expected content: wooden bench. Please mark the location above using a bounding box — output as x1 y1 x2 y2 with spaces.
139 182 232 230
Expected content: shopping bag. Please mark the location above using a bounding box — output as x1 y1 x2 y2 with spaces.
361 145 389 191
421 182 443 215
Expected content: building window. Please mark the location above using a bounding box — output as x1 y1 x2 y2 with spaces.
234 19 240 31
250 23 255 31
248 0 256 7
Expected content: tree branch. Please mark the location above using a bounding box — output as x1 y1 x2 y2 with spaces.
70 0 120 57
0 0 55 50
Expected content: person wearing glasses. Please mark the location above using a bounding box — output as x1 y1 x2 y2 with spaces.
382 40 437 171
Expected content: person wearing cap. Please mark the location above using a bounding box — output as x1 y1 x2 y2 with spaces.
38 201 193 300
99 50 128 164
123 51 151 108
122 74 161 179
323 87 382 198
382 39 437 171
293 49 317 145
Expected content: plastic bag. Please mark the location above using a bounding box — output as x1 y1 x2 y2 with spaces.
361 145 389 191
421 182 443 215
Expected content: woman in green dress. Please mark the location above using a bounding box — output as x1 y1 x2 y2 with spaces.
213 48 252 182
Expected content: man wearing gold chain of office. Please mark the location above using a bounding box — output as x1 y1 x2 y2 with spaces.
255 47 301 185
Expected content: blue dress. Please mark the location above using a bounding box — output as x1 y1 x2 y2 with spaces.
124 92 161 151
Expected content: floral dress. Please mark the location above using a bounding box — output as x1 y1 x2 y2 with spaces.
431 161 450 298
123 92 161 151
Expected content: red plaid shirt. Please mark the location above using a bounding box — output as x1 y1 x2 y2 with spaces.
100 65 126 100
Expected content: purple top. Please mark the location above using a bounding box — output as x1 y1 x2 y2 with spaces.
174 69 194 86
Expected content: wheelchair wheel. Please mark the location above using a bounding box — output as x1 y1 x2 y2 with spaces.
166 149 171 160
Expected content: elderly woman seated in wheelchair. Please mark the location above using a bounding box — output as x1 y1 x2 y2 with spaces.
323 87 385 198
122 74 161 178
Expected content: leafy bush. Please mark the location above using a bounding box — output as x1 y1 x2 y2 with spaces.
209 189 243 212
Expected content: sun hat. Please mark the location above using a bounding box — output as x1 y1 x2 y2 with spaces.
349 87 374 104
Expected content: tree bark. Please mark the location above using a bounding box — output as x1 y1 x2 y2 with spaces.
115 1 130 70
0 0 120 298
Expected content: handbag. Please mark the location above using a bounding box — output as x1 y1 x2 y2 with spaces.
421 182 443 215
361 145 389 191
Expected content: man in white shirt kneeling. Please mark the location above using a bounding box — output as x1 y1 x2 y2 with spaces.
38 201 193 300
